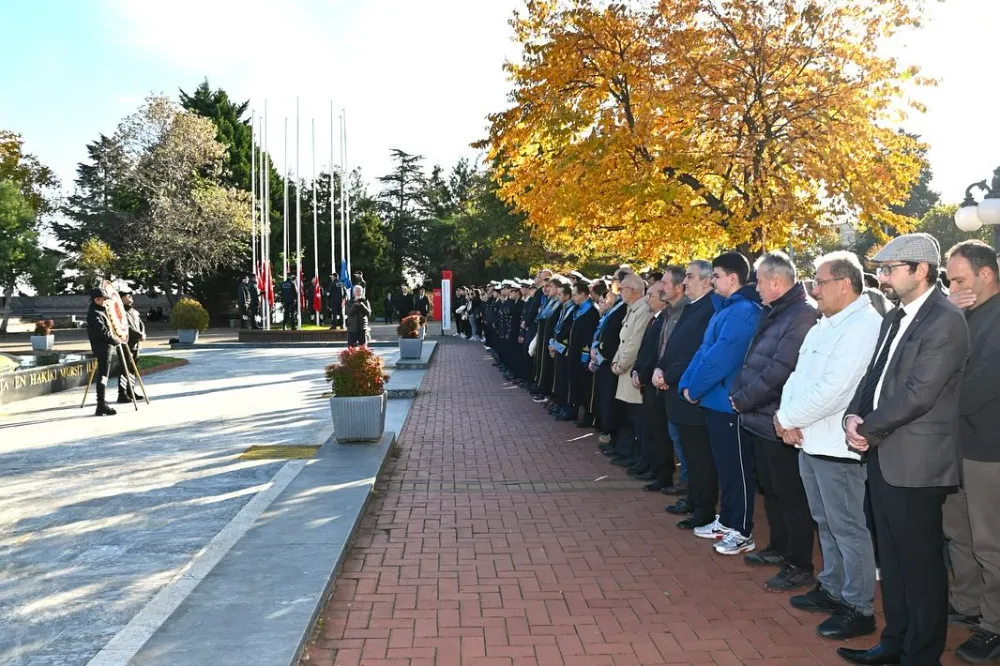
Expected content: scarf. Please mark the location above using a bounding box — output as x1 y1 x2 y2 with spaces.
552 300 576 338
572 298 593 320
592 296 625 346
536 294 559 322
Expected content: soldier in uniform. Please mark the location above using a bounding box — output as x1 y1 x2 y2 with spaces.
237 276 253 328
87 287 120 417
117 288 146 403
281 275 300 330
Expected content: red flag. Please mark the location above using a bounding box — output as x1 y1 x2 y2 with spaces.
255 262 264 294
298 267 306 308
312 276 322 312
266 262 275 306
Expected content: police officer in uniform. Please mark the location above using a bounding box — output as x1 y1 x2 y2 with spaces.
281 275 300 330
117 288 146 403
87 287 120 416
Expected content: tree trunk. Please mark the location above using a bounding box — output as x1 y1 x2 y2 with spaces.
0 286 14 334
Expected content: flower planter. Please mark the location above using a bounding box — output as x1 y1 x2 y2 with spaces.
329 393 386 443
177 329 199 344
398 337 424 359
30 335 54 351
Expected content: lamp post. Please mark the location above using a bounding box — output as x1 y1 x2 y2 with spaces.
954 166 1000 249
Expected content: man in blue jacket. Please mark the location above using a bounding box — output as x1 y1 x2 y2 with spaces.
679 252 763 546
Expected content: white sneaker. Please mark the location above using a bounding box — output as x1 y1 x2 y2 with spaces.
714 531 756 555
693 516 727 539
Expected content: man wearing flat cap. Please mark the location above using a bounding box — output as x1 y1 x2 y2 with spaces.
839 233 970 666
86 287 120 416
116 287 146 403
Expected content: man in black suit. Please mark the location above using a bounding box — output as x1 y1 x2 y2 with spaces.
840 233 970 666
658 261 718 529
629 279 669 480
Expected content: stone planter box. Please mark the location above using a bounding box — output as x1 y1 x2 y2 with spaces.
398 337 423 359
177 329 199 344
30 335 54 351
329 393 387 443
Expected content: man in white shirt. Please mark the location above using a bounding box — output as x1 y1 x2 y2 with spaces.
774 251 883 639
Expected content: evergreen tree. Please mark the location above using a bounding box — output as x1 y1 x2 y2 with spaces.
180 79 253 190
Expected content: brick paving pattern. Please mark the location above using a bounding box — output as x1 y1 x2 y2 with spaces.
300 339 969 665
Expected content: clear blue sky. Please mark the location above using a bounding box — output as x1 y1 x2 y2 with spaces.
2 0 998 210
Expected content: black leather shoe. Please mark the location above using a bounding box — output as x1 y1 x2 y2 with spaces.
117 393 132 404
635 469 658 481
790 583 841 614
676 515 714 530
644 480 666 492
817 605 876 640
665 498 693 515
602 448 618 457
627 463 651 477
660 482 688 496
744 546 784 567
766 565 816 592
835 644 901 666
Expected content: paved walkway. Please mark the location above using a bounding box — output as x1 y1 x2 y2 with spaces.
300 339 969 666
0 346 392 666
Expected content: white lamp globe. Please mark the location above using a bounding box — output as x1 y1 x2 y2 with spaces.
977 196 1000 226
955 204 984 232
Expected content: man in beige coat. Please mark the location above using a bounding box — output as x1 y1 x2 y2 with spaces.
609 273 654 468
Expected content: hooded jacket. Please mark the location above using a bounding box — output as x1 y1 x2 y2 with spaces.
678 285 762 414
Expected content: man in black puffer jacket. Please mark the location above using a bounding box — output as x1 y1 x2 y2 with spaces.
729 251 819 592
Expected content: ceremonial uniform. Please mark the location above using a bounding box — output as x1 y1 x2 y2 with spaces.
86 289 120 416
549 300 577 408
117 292 145 402
567 299 599 422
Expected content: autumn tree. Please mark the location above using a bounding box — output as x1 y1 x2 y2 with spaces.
482 0 931 263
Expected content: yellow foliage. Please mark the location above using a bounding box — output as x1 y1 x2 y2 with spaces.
481 0 929 263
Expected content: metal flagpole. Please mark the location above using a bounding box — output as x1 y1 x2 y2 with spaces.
330 100 340 280
338 113 346 277
263 101 271 329
251 111 257 278
283 117 289 280
312 118 319 326
295 97 302 330
343 108 351 276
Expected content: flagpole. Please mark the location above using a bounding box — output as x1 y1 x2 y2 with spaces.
251 111 257 278
330 100 340 280
263 100 271 329
338 113 346 277
283 117 289 281
343 108 351 277
295 97 302 330
312 118 319 326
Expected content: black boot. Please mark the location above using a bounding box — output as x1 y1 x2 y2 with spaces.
95 384 117 416
117 389 131 404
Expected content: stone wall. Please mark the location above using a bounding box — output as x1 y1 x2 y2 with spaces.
3 294 171 317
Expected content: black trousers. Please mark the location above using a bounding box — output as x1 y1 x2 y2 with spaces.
552 354 570 404
750 432 815 572
594 364 618 432
640 387 673 480
677 422 718 524
868 448 949 666
613 401 642 457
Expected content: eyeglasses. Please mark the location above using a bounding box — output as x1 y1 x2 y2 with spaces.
877 263 910 276
814 276 848 288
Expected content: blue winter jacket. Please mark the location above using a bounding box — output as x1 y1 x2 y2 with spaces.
678 286 763 414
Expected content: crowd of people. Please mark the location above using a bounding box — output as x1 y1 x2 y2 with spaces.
467 233 1000 666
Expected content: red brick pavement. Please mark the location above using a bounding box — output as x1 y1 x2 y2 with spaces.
300 340 969 666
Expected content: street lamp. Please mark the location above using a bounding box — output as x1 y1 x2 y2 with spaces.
955 166 1000 248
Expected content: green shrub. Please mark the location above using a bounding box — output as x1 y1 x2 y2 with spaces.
170 298 210 332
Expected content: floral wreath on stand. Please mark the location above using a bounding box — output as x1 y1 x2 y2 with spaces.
100 280 130 344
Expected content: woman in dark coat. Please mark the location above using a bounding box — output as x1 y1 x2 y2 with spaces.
346 285 372 346
566 281 600 424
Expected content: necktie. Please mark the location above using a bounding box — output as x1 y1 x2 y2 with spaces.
857 307 907 416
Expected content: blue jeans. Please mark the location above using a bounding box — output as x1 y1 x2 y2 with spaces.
799 453 876 615
668 421 687 483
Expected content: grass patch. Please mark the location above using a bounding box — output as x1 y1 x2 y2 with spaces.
137 355 185 371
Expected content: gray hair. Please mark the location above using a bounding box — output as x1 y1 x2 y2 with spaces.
620 273 647 294
688 260 713 279
754 251 796 284
663 265 686 287
353 285 365 298
814 251 864 295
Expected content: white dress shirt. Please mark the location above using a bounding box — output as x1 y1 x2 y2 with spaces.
872 285 935 409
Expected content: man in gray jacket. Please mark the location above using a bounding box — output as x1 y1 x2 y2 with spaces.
943 240 1000 663
840 233 970 666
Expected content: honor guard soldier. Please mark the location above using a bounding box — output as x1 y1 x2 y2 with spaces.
117 287 146 403
87 287 120 416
